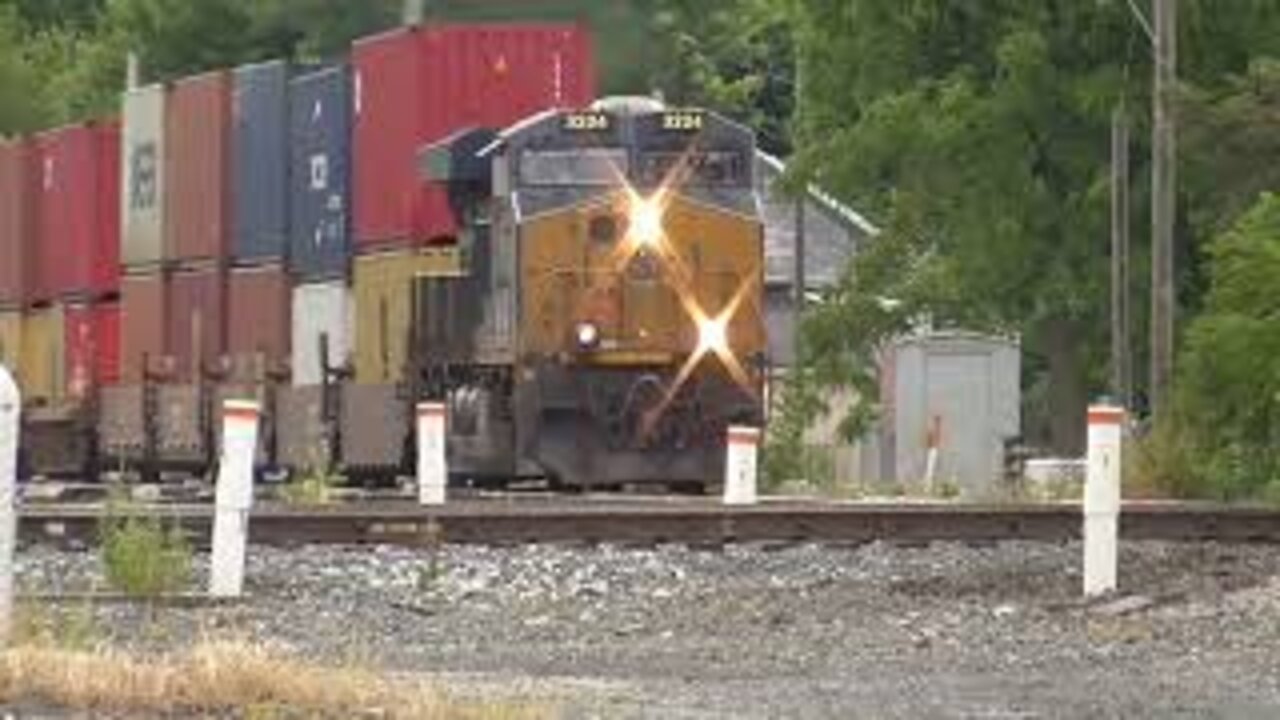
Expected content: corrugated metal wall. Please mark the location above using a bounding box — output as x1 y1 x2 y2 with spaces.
166 71 231 263
289 65 351 280
233 60 290 263
120 270 167 383
291 280 352 386
0 139 32 308
0 311 21 371
227 265 290 375
121 84 166 268
353 24 596 247
353 248 459 383
19 305 65 403
167 265 225 381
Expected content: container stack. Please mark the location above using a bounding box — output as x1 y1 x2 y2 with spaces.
4 20 599 404
349 24 595 383
0 138 32 374
120 82 168 382
230 61 292 383
25 122 121 404
288 64 353 386
166 71 232 383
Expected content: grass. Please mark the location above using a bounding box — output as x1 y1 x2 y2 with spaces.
0 639 549 719
279 463 342 506
99 491 192 599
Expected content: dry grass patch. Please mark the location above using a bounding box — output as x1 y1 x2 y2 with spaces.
0 639 548 719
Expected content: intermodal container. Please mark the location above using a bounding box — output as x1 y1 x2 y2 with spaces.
352 24 596 248
289 64 351 280
227 264 290 375
32 122 121 302
120 270 167 383
19 305 65 403
65 300 120 399
166 71 231 263
352 247 461 383
167 264 225 382
0 310 21 372
291 280 352 386
121 84 167 266
0 139 33 307
233 60 290 263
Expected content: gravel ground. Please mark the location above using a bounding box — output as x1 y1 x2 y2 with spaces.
13 539 1280 719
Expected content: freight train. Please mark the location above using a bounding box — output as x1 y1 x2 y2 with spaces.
10 98 766 491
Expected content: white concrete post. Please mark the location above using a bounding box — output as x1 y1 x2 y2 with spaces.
1083 404 1125 597
416 402 447 506
723 426 761 505
0 367 19 643
210 399 259 598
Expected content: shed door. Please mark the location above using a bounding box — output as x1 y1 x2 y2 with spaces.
925 353 992 492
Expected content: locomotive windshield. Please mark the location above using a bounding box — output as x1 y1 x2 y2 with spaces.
519 148 627 187
636 151 747 188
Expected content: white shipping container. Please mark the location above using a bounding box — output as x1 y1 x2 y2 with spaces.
121 84 166 267
291 281 353 386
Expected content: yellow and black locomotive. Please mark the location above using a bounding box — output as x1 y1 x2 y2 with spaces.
417 97 766 489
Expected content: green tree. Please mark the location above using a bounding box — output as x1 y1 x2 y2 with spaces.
1173 193 1280 499
0 5 51 133
786 0 1280 455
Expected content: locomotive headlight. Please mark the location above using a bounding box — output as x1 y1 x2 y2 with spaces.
576 321 600 349
697 315 729 356
628 195 664 249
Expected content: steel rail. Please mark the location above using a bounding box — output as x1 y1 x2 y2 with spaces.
17 500 1280 548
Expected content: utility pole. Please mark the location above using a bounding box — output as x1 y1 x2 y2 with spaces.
1110 107 1131 409
1150 0 1177 420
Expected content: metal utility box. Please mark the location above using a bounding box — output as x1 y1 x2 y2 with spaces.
886 332 1020 496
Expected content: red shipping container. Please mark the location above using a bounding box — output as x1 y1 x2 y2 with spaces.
167 265 226 382
0 138 34 307
226 264 290 376
121 271 168 383
353 24 596 247
31 123 121 303
166 71 232 262
64 301 120 398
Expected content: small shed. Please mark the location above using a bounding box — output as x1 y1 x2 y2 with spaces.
882 332 1021 496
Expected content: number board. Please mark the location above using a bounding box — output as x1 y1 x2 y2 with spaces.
661 111 705 132
561 111 611 132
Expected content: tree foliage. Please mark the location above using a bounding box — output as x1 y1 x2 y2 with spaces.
784 0 1280 455
1172 193 1280 500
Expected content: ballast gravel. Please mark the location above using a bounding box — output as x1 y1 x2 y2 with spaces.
15 539 1280 719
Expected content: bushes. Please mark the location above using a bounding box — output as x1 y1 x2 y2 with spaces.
99 494 191 598
1162 193 1280 500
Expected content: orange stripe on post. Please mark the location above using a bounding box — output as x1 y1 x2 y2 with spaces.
1087 407 1125 426
417 403 447 419
223 406 260 422
727 428 761 446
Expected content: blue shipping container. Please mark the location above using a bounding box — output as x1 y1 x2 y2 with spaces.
289 65 351 280
233 60 290 262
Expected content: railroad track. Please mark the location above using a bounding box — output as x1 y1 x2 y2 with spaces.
18 500 1280 547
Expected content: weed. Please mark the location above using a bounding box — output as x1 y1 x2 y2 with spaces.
99 503 191 599
279 464 340 506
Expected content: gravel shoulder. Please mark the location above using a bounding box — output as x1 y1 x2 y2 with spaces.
15 540 1280 718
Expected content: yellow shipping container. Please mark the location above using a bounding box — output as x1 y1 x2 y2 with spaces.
0 311 21 374
353 247 460 384
19 305 65 403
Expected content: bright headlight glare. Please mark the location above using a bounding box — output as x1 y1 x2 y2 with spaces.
629 196 664 248
576 322 600 348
